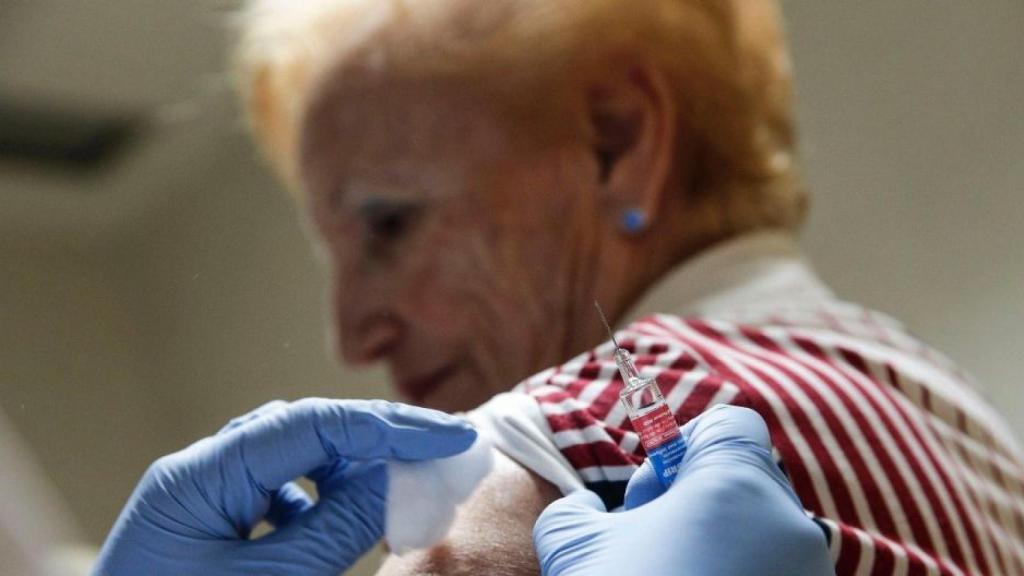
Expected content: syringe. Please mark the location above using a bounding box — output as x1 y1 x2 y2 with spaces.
595 302 686 487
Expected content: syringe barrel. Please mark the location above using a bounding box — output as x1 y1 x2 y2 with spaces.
620 377 686 487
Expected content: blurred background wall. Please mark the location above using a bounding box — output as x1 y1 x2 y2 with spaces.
0 0 1021 571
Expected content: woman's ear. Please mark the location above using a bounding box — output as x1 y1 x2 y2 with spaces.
587 61 677 236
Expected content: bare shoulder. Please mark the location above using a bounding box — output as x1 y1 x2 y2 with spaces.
376 449 562 576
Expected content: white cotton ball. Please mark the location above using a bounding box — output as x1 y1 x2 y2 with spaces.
385 433 494 555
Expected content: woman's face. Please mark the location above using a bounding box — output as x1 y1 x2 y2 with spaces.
299 73 603 412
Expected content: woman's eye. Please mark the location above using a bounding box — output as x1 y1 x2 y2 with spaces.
359 199 422 244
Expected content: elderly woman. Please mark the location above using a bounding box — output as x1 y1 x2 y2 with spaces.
233 0 1024 574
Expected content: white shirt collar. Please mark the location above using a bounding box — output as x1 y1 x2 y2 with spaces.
622 230 833 323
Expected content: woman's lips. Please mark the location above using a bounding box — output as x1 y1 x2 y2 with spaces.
396 364 458 403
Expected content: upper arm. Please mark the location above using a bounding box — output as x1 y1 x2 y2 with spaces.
376 449 562 576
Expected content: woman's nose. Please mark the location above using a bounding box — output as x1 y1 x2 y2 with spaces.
331 258 404 364
337 308 403 365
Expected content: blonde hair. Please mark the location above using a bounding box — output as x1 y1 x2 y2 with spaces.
235 0 806 231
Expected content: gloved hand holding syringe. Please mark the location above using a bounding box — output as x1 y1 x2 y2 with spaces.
531 304 835 576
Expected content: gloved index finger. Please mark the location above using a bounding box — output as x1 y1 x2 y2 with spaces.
671 404 803 505
681 404 772 457
226 398 477 492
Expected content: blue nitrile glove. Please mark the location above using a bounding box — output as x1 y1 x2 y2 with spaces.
93 398 476 576
533 404 835 576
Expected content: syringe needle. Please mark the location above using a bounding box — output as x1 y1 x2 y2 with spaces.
594 301 620 348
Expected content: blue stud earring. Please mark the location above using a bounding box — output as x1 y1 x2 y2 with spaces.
620 208 648 235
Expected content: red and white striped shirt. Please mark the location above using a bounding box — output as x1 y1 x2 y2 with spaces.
472 231 1024 576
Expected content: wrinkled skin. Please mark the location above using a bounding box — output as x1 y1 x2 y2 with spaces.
299 72 606 412
298 56 691 412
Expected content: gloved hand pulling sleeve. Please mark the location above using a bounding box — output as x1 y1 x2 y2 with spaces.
93 398 476 576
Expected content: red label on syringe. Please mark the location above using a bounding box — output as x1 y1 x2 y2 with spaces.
633 404 681 450
629 403 686 487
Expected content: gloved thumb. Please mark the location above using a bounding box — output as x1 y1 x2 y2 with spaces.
623 459 666 509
